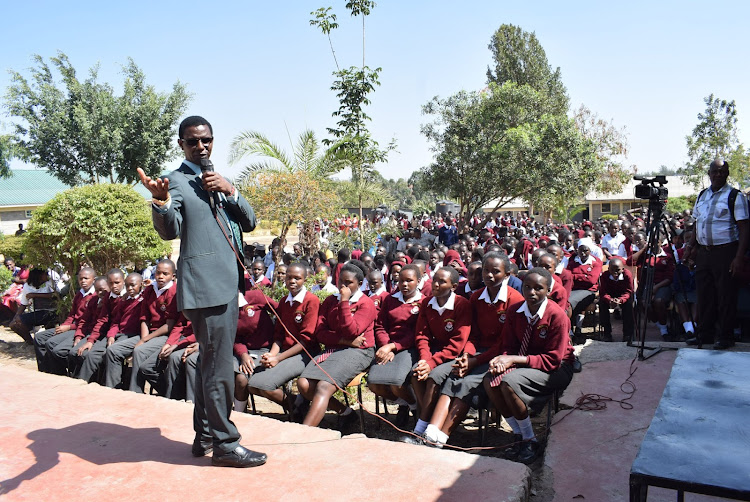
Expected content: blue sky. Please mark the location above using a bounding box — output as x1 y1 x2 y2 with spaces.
3 1 749 183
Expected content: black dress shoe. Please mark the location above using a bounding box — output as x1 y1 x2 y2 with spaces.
337 410 359 431
713 340 735 350
504 433 523 460
685 337 699 346
517 440 540 464
211 445 267 468
191 437 213 457
394 405 411 428
399 433 426 445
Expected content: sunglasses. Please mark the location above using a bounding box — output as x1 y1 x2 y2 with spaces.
181 137 213 147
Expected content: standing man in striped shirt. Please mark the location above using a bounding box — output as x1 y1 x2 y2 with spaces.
684 159 749 349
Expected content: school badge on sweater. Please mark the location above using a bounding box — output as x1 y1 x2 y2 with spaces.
444 319 455 332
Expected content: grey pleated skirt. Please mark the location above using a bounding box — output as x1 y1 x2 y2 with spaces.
367 348 417 386
300 346 375 388
247 351 312 391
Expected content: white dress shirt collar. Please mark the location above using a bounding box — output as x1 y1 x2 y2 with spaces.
516 298 548 322
428 292 456 316
285 286 308 305
478 279 509 304
392 290 423 304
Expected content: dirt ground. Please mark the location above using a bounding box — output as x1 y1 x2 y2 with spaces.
0 323 551 461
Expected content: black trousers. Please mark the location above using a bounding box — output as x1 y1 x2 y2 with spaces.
184 300 240 454
600 297 634 340
695 243 740 344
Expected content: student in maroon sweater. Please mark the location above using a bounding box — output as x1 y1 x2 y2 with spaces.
567 241 603 340
247 263 320 411
232 289 277 413
456 261 483 299
45 276 110 375
538 253 569 310
366 270 388 311
297 264 377 428
245 258 272 290
401 267 471 445
423 252 523 447
599 257 634 342
70 269 127 382
126 260 180 392
546 244 573 297
368 264 424 426
34 267 96 373
484 268 575 464
640 246 675 339
101 273 146 387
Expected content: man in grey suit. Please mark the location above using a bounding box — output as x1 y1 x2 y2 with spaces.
138 116 266 468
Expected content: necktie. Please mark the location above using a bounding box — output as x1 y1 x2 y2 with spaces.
490 315 537 387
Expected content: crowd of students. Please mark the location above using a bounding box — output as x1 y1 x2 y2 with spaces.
1 206 725 464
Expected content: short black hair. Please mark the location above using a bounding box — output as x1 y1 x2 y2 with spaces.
107 268 125 280
526 267 553 289
482 251 510 274
341 263 365 284
179 116 213 138
400 264 422 280
437 266 460 285
157 259 176 273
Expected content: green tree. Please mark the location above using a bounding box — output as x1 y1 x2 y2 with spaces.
22 183 171 274
0 133 19 179
5 52 190 186
682 94 745 188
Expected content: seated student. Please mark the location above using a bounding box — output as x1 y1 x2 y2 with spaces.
457 261 483 299
45 276 110 375
546 244 573 296
6 269 57 343
366 270 388 310
69 269 126 381
165 335 200 402
412 260 433 298
368 264 423 426
566 240 603 341
99 273 146 387
423 252 523 448
125 260 179 392
311 264 339 295
536 253 569 311
246 263 320 412
272 264 288 287
599 257 634 342
297 264 377 428
387 260 405 293
232 290 277 412
245 259 272 290
401 267 471 444
33 267 96 373
483 267 575 464
639 245 675 340
673 234 698 342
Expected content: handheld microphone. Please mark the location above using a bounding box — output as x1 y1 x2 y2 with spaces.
200 158 217 210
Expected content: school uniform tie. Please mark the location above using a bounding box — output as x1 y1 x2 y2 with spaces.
489 315 537 387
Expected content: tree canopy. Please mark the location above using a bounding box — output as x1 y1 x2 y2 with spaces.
5 52 190 186
22 183 171 274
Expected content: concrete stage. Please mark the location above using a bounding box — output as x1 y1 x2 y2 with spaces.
0 364 529 501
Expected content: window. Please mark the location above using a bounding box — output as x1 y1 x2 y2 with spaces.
601 203 611 213
25 210 33 218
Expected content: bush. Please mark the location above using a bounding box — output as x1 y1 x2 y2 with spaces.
666 195 695 215
0 265 12 292
0 235 27 264
22 183 172 274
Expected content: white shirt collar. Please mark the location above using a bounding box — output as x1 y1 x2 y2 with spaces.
127 291 143 300
609 273 624 281
369 284 387 296
110 289 126 299
285 286 308 305
555 263 564 274
418 276 427 289
478 279 508 304
238 292 248 308
153 280 174 298
550 276 556 291
392 290 423 304
516 298 548 322
574 255 594 266
333 288 364 304
80 286 96 297
428 292 456 316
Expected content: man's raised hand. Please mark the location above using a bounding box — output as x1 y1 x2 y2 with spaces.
137 167 169 201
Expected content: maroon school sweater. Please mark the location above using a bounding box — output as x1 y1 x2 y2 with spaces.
374 293 422 351
315 293 377 350
368 290 389 311
549 276 569 310
63 290 96 328
557 269 573 294
273 291 320 351
502 300 574 372
600 268 634 305
140 282 179 332
74 296 106 339
88 294 120 343
567 256 602 291
106 294 145 338
465 286 524 365
414 294 472 369
233 290 277 356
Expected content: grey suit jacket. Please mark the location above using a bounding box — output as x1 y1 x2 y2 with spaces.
152 163 256 311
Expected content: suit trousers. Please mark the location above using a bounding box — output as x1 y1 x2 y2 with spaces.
184 301 240 454
695 243 740 345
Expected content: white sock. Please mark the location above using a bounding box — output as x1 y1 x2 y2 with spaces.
505 416 522 435
518 416 536 442
683 321 695 334
340 406 353 416
233 398 248 412
656 322 668 335
424 424 441 442
414 419 429 435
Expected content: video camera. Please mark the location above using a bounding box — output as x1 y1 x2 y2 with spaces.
634 175 668 202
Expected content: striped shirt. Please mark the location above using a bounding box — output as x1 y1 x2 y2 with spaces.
693 183 749 246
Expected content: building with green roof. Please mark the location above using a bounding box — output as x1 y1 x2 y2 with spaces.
0 169 150 235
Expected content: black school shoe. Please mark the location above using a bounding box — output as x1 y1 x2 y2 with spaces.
516 440 540 465
504 433 523 460
337 409 359 430
191 436 213 457
399 432 426 445
212 445 267 468
713 340 735 350
394 405 411 428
